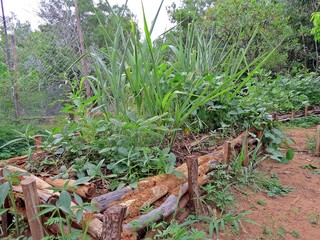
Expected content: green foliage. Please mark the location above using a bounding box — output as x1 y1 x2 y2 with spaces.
284 115 320 128
202 165 234 211
256 176 293 198
148 220 207 240
263 126 295 164
311 12 320 41
0 169 28 237
0 123 38 160
37 183 97 239
44 89 177 189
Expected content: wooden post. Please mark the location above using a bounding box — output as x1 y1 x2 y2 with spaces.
272 113 278 121
305 106 308 117
34 135 42 152
21 178 45 240
316 125 320 157
186 155 203 215
291 110 295 119
223 141 232 164
101 205 127 240
242 135 250 166
257 129 264 154
0 169 11 237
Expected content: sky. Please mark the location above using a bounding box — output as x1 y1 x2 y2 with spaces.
2 0 180 39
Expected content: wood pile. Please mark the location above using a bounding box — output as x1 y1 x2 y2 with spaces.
0 128 262 239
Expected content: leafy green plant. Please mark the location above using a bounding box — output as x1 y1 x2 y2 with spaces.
256 200 266 206
37 181 97 239
284 115 320 128
263 126 295 164
0 169 28 237
148 220 207 240
256 177 292 198
290 229 301 238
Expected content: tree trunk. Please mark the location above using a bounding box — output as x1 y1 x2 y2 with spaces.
11 35 21 118
0 0 11 70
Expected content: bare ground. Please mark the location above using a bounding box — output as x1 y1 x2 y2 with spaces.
219 127 320 240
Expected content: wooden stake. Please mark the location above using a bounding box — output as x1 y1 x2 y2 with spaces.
186 155 203 215
316 125 320 157
34 135 42 152
0 169 11 237
242 135 250 167
305 106 308 117
21 178 45 240
101 205 127 240
223 141 232 164
291 110 295 119
257 128 264 154
272 113 278 121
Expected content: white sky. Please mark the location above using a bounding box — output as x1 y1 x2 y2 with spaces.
2 0 180 39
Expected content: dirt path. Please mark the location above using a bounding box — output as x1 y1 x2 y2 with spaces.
219 127 320 240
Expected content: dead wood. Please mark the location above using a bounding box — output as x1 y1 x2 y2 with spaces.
91 186 133 212
45 178 97 199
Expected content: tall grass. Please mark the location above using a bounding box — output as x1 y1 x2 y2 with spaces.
87 0 277 143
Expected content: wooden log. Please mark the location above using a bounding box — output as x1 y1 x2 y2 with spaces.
144 194 190 239
186 156 203 215
21 178 45 240
7 170 102 238
272 113 278 121
100 205 127 240
12 185 56 204
123 195 178 233
0 169 11 237
43 216 79 236
223 141 232 164
316 125 320 157
118 185 169 218
242 134 250 167
122 175 209 234
91 187 133 212
4 165 55 195
45 178 96 199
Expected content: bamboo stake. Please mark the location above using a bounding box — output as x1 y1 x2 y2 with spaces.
21 178 45 240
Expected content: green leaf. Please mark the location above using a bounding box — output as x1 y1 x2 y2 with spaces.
0 182 10 207
58 190 72 212
73 177 93 186
286 149 295 161
73 193 83 206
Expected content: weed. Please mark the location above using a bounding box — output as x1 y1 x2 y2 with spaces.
140 205 154 215
284 115 320 128
290 229 301 238
257 178 292 198
306 132 317 153
257 200 267 206
307 212 320 225
277 226 286 237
